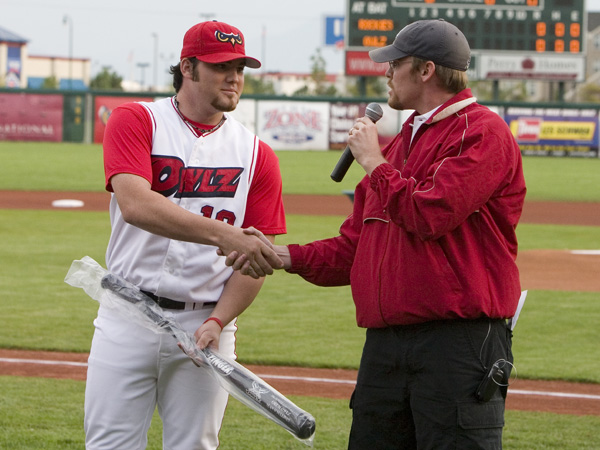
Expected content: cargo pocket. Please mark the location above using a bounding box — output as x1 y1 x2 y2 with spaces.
456 400 505 449
458 399 505 430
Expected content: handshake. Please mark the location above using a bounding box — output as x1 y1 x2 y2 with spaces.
218 227 290 279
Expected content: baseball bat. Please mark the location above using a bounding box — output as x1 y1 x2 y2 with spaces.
330 102 384 182
99 273 316 442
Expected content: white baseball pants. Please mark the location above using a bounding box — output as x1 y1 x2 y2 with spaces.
84 304 236 450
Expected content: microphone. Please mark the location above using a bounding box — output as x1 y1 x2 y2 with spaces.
330 103 384 182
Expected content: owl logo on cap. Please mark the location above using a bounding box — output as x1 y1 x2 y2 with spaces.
215 30 243 48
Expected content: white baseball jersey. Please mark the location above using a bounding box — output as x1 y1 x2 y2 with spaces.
105 97 258 303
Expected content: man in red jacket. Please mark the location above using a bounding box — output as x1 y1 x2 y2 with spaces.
230 19 526 449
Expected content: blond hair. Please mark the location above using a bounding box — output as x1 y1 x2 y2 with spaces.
411 57 468 93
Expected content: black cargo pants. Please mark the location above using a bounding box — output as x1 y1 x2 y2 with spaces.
348 318 513 450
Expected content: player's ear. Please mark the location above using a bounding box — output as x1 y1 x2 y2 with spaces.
421 61 436 81
181 58 195 78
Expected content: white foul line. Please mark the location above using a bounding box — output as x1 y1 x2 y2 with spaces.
0 357 88 368
256 373 600 401
1 357 599 401
256 373 356 385
508 389 600 400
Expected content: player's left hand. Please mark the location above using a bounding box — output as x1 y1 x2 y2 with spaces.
177 341 207 367
193 319 222 350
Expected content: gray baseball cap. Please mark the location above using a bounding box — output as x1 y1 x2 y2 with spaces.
369 19 471 71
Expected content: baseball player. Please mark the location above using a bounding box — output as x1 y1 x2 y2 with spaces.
85 21 286 450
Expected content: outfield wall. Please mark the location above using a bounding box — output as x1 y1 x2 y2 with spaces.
0 89 598 157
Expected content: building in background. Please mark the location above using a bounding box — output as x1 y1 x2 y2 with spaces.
26 55 90 90
0 25 89 90
5 13 600 97
0 26 27 88
587 12 600 81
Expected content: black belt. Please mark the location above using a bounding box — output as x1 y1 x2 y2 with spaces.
141 291 216 310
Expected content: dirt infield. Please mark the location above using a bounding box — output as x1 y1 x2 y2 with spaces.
1 190 599 417
3 190 600 227
1 348 599 416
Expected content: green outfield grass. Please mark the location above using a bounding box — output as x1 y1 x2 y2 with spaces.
1 376 598 450
2 141 600 200
1 208 599 381
0 141 599 449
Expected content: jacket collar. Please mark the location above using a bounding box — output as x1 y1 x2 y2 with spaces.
431 98 477 123
400 89 478 140
429 88 477 124
410 88 477 124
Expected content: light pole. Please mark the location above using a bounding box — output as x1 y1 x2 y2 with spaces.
261 25 267 72
160 52 175 86
62 15 73 90
137 62 150 90
152 33 158 91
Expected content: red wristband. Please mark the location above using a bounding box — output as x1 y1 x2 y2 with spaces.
204 316 224 330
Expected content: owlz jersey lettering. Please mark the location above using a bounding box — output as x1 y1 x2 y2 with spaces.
152 155 243 198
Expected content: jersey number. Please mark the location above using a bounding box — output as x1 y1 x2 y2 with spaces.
201 205 236 224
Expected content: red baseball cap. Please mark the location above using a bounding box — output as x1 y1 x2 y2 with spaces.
180 21 261 69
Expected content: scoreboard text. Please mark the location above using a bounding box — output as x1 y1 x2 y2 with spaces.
348 0 585 54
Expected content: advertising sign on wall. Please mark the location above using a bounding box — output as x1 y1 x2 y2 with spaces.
228 99 257 132
0 93 63 141
506 107 599 157
329 102 362 150
328 102 404 150
93 95 154 143
257 101 330 150
6 46 22 88
345 51 387 77
479 54 585 82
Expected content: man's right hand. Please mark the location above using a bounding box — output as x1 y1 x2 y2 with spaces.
218 228 290 277
218 227 284 279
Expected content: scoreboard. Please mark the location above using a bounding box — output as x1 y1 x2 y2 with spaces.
347 0 585 54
